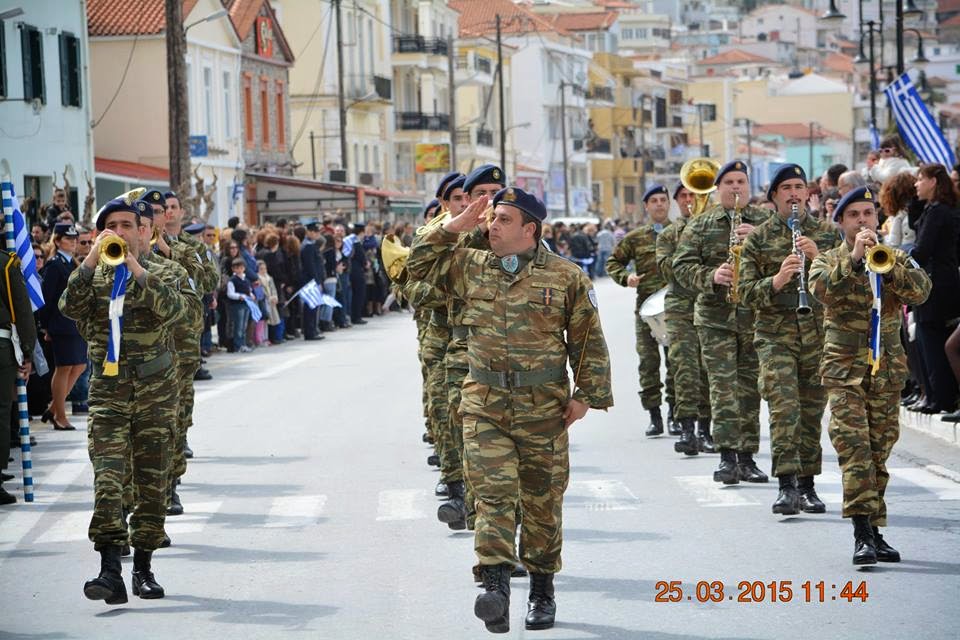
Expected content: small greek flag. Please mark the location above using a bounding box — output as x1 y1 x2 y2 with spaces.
884 72 956 167
869 124 880 152
866 269 882 376
1 182 45 311
104 264 129 377
320 293 342 309
244 297 263 322
299 280 324 309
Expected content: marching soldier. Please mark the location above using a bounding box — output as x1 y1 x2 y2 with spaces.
606 185 676 436
655 184 713 454
408 188 612 634
62 192 187 604
411 200 442 448
738 165 840 515
672 160 770 485
808 187 930 565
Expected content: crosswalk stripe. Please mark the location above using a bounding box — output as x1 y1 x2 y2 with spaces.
264 494 327 528
377 489 433 521
890 468 960 500
568 479 641 511
674 476 762 507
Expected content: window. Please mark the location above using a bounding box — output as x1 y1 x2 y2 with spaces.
624 185 636 205
622 28 633 39
243 73 254 147
20 25 45 104
203 67 214 136
592 182 601 204
260 77 270 148
0 20 7 98
363 145 369 172
223 71 233 139
58 32 81 107
275 80 285 149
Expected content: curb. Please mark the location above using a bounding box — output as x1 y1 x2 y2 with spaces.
900 406 959 446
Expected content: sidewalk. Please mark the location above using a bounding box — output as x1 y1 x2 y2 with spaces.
896 407 960 482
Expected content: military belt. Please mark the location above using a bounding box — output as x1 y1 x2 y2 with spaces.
469 365 566 388
825 329 899 348
430 311 449 328
93 351 173 380
451 326 469 340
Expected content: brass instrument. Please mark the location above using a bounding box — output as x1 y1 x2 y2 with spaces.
680 157 721 216
726 193 743 304
381 233 411 283
98 235 127 267
149 225 161 248
789 203 812 315
862 226 895 274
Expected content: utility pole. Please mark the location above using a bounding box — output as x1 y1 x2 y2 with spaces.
334 0 347 177
447 35 457 171
868 21 877 133
895 0 904 75
165 0 190 195
741 118 753 193
809 122 816 179
559 82 571 217
496 14 506 173
310 131 317 180
697 104 706 156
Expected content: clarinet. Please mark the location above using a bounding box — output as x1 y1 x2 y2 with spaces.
789 203 812 315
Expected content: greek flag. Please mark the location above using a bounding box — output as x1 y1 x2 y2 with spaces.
1 182 45 311
244 297 263 322
869 125 880 151
299 280 324 310
884 72 956 167
866 269 883 376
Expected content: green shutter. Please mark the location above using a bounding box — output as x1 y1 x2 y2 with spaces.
20 26 32 100
59 33 69 106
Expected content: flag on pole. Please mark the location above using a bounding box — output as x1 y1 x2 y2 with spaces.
884 72 956 167
244 297 263 322
869 124 880 152
298 280 324 309
0 182 45 311
866 269 883 376
320 293 342 308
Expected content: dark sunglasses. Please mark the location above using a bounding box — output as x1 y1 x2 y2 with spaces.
79 240 92 245
34 253 43 260
879 147 895 154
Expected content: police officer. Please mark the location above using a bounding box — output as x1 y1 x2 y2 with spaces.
672 160 771 485
656 184 713 454
408 188 613 633
300 221 327 341
606 185 676 436
62 191 187 604
739 164 840 515
808 187 930 565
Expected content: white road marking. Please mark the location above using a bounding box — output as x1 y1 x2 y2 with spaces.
812 470 844 505
674 476 762 507
890 467 960 500
264 494 327 528
195 353 317 403
568 479 641 511
376 489 432 521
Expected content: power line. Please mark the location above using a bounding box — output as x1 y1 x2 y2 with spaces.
291 4 334 150
91 31 140 129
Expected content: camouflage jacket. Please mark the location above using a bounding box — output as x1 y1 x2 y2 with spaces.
739 211 840 337
169 232 220 295
60 257 187 377
0 251 37 362
808 242 931 387
672 203 770 331
606 224 668 307
407 226 613 423
655 217 697 313
144 252 202 357
446 228 491 371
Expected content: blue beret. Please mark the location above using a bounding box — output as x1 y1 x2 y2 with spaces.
142 189 165 206
53 222 79 237
442 175 466 200
183 222 205 235
642 184 668 203
492 187 546 223
767 163 807 201
163 191 178 201
304 220 320 231
94 195 145 230
714 159 749 185
463 164 505 194
833 186 876 222
673 183 688 199
435 172 463 199
423 198 441 220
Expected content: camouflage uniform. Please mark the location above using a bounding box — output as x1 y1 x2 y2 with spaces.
404 278 449 462
655 218 710 421
60 257 187 552
605 225 674 411
808 244 930 524
408 227 612 574
672 203 770 454
739 212 840 477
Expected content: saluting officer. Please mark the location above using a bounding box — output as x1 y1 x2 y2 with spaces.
739 164 840 515
606 184 676 436
808 187 930 565
408 188 612 634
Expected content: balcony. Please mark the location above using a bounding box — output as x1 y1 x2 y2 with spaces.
455 127 495 148
348 75 393 104
586 86 615 104
396 111 450 131
586 137 612 154
373 75 392 100
393 35 448 56
455 52 494 86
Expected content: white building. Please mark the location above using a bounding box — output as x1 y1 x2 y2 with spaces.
0 0 95 225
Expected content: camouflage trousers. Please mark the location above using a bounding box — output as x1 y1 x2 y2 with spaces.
698 327 761 453
441 363 467 484
665 299 710 420
88 374 176 551
463 413 569 574
635 311 674 411
170 360 199 482
416 314 430 432
421 322 450 457
756 332 826 478
825 376 900 526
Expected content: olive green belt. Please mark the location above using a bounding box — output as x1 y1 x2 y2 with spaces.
451 326 469 340
93 351 173 380
825 329 899 348
469 365 566 388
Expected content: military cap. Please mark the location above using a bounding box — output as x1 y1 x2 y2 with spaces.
673 183 688 199
463 164 505 194
642 184 668 203
142 189 165 206
53 222 79 238
442 175 466 201
163 191 178 201
767 163 807 201
183 222 205 235
714 159 749 185
492 187 546 223
304 220 321 231
423 198 441 220
832 186 876 222
352 222 366 234
94 188 146 230
435 171 463 199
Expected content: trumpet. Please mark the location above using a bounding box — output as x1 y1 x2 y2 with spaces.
861 226 895 274
726 193 743 304
680 157 721 216
149 225 161 248
789 203 812 315
99 235 127 267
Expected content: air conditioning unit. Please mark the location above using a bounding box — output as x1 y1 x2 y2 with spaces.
329 169 347 183
358 172 381 186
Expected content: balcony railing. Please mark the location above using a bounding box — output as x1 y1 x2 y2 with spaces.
456 53 493 75
454 128 495 147
396 111 450 131
586 137 612 153
393 35 448 56
586 86 614 102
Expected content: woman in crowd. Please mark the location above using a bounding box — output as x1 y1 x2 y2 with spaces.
218 239 241 351
328 231 352 328
283 233 303 339
257 232 288 343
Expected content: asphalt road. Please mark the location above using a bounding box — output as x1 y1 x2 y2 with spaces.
1 276 958 639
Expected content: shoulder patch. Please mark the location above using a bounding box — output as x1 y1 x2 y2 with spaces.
587 289 598 309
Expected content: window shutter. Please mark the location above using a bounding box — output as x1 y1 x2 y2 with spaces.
20 27 32 100
59 33 69 106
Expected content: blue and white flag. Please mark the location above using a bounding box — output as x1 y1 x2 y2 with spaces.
869 124 880 152
866 269 883 376
320 293 342 309
300 280 324 309
244 297 263 322
0 182 45 310
104 264 129 377
884 72 956 167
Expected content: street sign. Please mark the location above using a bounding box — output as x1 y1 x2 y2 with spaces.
189 135 208 157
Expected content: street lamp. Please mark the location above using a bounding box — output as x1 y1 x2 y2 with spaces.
856 21 882 136
184 8 228 34
820 0 845 23
903 0 924 20
905 28 929 69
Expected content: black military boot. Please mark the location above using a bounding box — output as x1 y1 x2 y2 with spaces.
852 515 878 565
83 545 128 605
736 452 769 483
427 454 440 467
797 476 826 513
644 408 664 437
673 418 699 456
183 440 194 459
713 448 740 484
697 418 716 453
872 527 901 562
475 563 512 633
772 475 800 515
434 482 449 497
167 481 183 516
131 548 165 599
512 562 528 578
437 481 466 530
422 431 434 444
525 573 557 630
666 405 681 436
